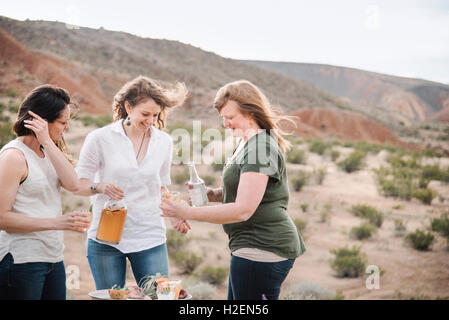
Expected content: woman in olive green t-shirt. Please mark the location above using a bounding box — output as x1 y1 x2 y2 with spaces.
160 80 306 300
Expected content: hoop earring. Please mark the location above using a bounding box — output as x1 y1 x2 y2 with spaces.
126 116 131 126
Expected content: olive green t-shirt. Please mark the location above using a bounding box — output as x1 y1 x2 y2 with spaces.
222 131 306 259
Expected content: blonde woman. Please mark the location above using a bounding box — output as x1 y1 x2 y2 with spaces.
74 76 190 290
161 80 306 300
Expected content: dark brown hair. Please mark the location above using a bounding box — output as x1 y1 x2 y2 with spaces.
112 75 188 129
13 84 74 163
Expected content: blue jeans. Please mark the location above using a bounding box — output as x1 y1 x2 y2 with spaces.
8 260 66 300
227 255 295 300
0 253 13 300
87 239 169 290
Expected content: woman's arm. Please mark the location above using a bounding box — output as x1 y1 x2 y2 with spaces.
74 178 125 200
161 172 268 224
0 149 88 233
25 111 79 192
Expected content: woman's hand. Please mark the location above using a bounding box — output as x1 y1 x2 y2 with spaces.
160 199 191 220
169 217 191 234
96 182 125 200
54 211 92 233
185 182 221 203
23 111 53 147
206 187 217 202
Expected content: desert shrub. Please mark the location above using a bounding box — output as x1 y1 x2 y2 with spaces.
314 167 327 185
431 214 449 237
351 141 384 154
350 205 383 228
5 89 19 98
166 229 191 252
406 230 434 251
330 246 367 278
291 170 310 192
281 282 337 300
185 281 216 300
419 164 449 186
202 175 216 186
300 203 309 213
319 203 332 224
330 150 340 162
293 218 307 233
0 102 6 114
79 114 113 127
198 266 228 285
394 219 407 237
413 188 437 205
338 150 366 173
386 153 421 169
286 148 307 164
171 251 203 275
309 140 330 155
0 123 15 149
374 168 416 201
172 167 190 185
350 223 377 240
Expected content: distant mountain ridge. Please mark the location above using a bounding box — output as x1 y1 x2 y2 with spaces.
244 60 449 123
0 16 348 116
0 16 426 149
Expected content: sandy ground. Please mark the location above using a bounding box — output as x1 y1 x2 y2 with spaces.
61 140 449 300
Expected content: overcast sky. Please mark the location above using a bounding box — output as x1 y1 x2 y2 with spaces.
1 0 449 84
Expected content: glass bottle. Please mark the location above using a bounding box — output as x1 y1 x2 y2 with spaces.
96 198 127 244
187 162 208 207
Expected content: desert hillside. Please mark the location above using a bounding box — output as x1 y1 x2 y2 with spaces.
244 60 449 123
0 16 348 116
1 16 439 151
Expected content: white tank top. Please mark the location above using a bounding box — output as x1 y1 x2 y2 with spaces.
0 139 64 263
0 231 8 262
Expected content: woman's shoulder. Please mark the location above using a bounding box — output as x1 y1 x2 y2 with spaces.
247 131 281 153
0 147 27 168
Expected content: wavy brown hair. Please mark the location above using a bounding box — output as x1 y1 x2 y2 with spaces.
112 76 188 129
13 84 75 164
213 80 297 153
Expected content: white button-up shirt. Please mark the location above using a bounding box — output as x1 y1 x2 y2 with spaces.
76 119 173 253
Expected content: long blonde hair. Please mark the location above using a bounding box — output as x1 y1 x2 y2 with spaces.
213 80 296 153
112 76 188 129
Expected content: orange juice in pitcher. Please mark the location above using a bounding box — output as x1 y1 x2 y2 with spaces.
96 199 127 244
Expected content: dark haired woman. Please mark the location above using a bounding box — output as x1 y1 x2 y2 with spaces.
74 76 190 290
0 84 90 300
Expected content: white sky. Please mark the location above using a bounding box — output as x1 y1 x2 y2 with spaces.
1 0 449 84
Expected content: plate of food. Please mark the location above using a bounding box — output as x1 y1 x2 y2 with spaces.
88 285 191 300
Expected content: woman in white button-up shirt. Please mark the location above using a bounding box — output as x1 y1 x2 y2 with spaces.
74 76 190 290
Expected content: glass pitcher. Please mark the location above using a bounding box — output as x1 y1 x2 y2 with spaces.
96 198 127 244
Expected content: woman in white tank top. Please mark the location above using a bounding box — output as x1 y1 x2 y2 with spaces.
0 85 90 300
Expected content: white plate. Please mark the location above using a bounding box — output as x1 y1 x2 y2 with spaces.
88 289 192 300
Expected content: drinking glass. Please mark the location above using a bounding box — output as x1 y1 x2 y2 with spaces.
161 190 181 206
74 209 92 232
156 280 181 300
